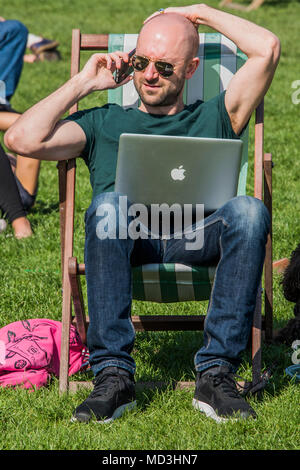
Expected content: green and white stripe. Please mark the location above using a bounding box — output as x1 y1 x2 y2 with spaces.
132 264 216 302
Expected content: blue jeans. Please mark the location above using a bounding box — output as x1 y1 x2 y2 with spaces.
0 20 28 102
84 192 270 377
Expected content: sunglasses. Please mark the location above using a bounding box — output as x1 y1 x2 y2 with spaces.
132 55 174 77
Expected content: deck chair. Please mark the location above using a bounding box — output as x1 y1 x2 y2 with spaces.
57 30 273 394
219 0 265 12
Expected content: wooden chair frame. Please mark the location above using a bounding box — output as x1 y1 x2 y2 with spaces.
57 30 273 394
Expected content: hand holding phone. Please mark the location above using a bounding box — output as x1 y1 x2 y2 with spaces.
114 48 136 84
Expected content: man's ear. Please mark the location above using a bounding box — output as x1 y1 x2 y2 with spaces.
185 57 200 79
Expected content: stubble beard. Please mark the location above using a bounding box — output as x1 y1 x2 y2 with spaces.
134 74 186 108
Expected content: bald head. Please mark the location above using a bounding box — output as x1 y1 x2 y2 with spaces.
133 13 200 114
137 13 199 62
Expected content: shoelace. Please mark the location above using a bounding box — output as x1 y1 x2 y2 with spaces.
211 372 242 399
90 372 121 398
211 364 275 398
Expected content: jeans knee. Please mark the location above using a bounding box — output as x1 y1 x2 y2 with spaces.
225 196 270 236
85 192 129 237
86 192 127 217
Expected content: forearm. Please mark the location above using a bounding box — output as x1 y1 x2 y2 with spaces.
4 73 91 153
194 4 279 58
5 50 131 157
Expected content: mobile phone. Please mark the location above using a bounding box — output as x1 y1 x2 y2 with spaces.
114 48 136 84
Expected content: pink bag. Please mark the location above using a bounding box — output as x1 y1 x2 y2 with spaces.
0 319 89 389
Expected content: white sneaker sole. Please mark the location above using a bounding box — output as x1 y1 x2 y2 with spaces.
71 400 137 424
101 400 137 423
192 398 231 424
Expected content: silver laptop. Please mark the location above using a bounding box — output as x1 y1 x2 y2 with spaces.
115 133 243 214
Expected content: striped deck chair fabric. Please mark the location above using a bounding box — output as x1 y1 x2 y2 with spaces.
108 33 249 303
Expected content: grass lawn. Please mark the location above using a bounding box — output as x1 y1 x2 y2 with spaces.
0 0 300 451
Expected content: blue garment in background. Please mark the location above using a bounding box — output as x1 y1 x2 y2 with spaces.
0 20 28 102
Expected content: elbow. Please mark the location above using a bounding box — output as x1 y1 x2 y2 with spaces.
271 35 281 65
266 34 281 67
4 128 35 157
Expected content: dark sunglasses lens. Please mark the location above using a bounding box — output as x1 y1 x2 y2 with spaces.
132 56 174 77
155 61 173 77
132 56 149 71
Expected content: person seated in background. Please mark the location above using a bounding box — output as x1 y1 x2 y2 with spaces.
0 16 59 236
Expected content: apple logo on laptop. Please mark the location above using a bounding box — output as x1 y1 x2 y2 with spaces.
171 165 186 181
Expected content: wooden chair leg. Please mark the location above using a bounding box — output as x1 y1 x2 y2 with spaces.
252 287 262 384
69 257 87 345
59 267 72 394
57 160 70 394
58 159 76 394
264 154 273 342
57 161 67 277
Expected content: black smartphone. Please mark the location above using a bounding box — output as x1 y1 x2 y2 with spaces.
114 48 136 84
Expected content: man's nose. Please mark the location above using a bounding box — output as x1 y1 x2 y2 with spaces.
143 61 159 80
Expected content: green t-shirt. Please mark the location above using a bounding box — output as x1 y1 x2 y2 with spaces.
66 91 240 198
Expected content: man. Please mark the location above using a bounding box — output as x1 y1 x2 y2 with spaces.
5 4 280 423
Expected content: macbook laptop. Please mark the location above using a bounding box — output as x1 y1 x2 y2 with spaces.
115 133 243 215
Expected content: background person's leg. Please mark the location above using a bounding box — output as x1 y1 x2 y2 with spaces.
15 156 40 209
0 111 40 207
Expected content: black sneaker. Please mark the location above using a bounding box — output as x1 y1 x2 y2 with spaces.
192 366 256 423
72 366 136 423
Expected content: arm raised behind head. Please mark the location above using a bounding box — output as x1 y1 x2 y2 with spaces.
146 4 281 135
